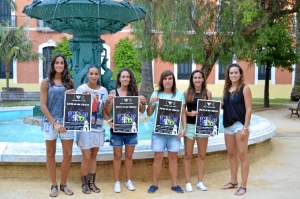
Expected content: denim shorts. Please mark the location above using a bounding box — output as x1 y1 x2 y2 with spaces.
224 121 251 135
185 124 210 140
76 130 105 150
110 133 138 147
42 120 74 141
151 132 181 152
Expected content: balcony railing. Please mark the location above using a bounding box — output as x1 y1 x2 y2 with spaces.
0 15 17 27
37 20 54 32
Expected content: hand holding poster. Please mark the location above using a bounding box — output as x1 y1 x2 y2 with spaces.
195 99 221 136
113 96 139 133
154 99 182 135
63 93 92 131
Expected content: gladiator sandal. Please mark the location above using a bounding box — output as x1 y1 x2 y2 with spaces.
88 173 101 193
81 175 91 194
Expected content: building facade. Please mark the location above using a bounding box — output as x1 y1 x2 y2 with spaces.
0 0 296 98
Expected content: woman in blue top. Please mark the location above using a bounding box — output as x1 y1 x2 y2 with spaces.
147 70 187 194
40 53 75 197
220 64 252 196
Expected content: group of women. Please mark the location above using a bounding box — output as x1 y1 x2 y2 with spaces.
40 53 252 197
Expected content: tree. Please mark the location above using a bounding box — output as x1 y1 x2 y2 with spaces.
0 22 40 89
51 36 72 59
245 18 299 107
112 37 142 83
291 13 300 101
133 0 300 82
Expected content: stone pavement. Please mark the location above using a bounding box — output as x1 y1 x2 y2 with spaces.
0 104 299 199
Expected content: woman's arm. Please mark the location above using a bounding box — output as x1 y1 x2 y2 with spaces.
178 103 187 137
40 80 55 124
139 95 146 113
243 85 252 130
147 96 159 117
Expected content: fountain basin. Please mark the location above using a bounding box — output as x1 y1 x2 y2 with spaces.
23 0 146 37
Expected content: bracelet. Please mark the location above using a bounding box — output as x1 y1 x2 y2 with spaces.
243 126 248 130
107 119 113 123
52 121 57 125
141 102 146 105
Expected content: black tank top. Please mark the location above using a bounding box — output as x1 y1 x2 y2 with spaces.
223 85 246 128
186 93 202 124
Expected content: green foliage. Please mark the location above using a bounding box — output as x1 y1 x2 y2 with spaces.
0 22 40 88
112 37 142 83
133 0 299 78
51 36 72 58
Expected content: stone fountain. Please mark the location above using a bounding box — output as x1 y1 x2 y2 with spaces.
23 0 146 91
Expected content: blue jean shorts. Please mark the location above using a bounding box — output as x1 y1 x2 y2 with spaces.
151 132 181 152
42 119 74 141
110 133 138 147
224 121 251 135
76 130 105 150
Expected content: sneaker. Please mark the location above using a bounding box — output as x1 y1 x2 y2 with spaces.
185 183 193 192
196 182 207 191
114 181 121 193
148 185 158 193
171 185 184 193
125 180 135 191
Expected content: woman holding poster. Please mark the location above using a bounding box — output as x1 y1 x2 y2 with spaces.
76 66 108 194
40 53 75 197
183 70 212 192
147 70 187 194
104 68 146 193
221 63 252 196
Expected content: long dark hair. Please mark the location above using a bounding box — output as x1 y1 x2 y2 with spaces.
185 70 208 103
116 68 139 96
223 63 245 98
87 65 100 86
157 70 176 97
47 53 73 89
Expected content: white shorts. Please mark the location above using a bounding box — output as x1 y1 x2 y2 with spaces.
76 130 105 150
42 120 74 140
224 121 251 135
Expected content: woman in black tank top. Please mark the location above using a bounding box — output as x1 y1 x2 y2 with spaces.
221 64 252 196
183 70 212 192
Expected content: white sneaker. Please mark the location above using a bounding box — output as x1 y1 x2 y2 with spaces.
196 182 207 191
125 180 135 191
185 183 193 192
114 181 121 193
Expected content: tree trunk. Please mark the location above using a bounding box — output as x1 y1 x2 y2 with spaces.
140 61 154 102
264 63 271 107
291 13 300 101
5 63 10 89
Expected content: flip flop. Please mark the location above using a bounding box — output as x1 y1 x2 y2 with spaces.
60 184 73 195
220 182 238 189
235 186 247 196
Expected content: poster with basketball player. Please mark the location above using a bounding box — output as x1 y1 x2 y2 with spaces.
113 96 139 133
154 99 182 135
63 93 92 131
195 99 221 136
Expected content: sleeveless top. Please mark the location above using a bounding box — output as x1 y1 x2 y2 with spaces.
42 78 67 124
223 85 246 128
186 92 203 124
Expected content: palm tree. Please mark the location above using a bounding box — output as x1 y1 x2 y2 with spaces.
291 13 300 101
0 22 40 89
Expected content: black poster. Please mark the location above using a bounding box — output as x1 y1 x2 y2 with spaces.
154 99 182 135
113 96 139 133
63 93 92 131
195 99 221 135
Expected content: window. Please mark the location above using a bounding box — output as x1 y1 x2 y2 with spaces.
218 63 227 80
258 65 271 80
177 62 192 79
0 61 13 79
0 0 15 26
42 47 55 78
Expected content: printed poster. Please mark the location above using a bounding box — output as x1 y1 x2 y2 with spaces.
63 93 92 131
195 99 221 135
113 96 139 133
154 99 182 135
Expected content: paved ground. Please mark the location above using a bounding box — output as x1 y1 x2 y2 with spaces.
0 103 299 199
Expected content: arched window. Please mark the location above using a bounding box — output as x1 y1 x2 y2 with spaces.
177 62 192 79
42 46 55 78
